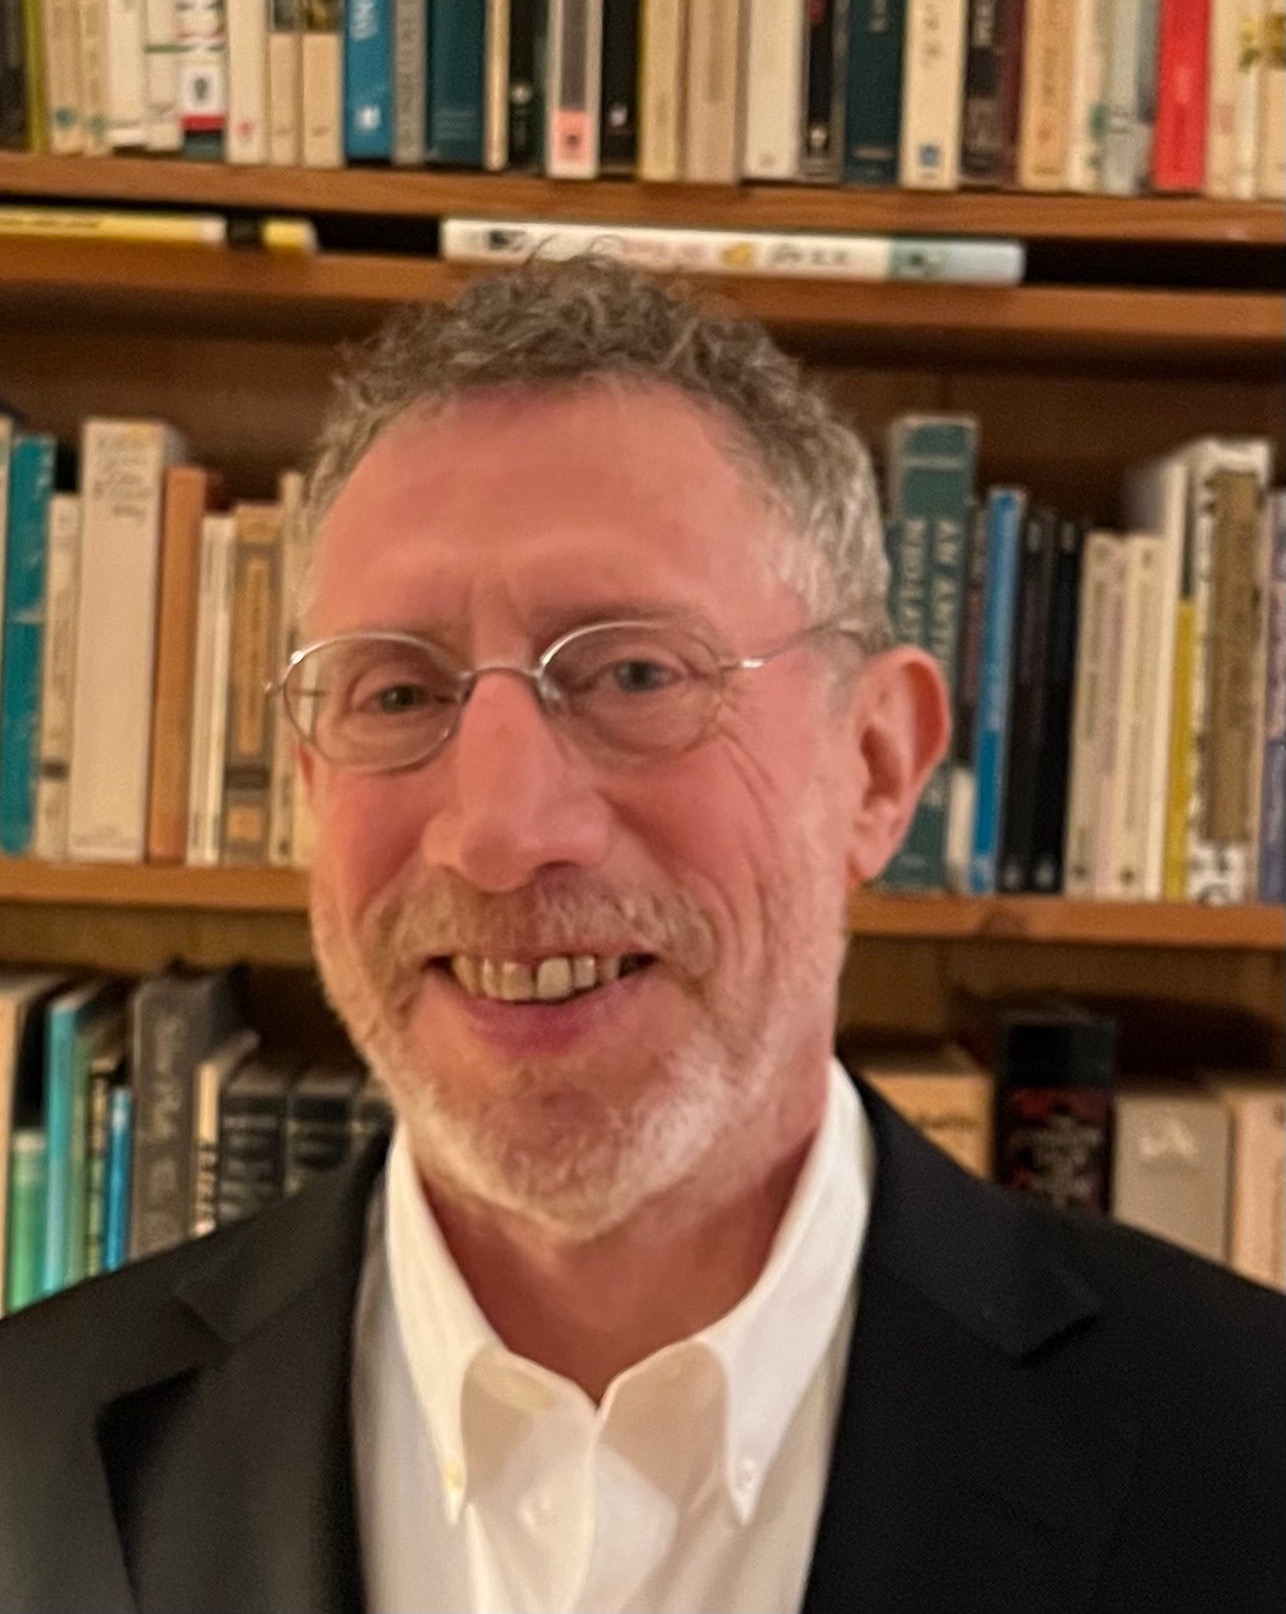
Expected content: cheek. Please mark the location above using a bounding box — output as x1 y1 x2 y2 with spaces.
310 774 427 912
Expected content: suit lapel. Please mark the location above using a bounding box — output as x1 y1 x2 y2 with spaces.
95 1139 387 1614
803 1082 1138 1614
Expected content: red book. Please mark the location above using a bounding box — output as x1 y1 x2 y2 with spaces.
1152 0 1212 191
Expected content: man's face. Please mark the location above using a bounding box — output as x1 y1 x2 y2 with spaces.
304 382 863 1239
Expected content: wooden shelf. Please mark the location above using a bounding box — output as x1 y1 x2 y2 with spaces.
1 153 1282 244
0 861 1279 949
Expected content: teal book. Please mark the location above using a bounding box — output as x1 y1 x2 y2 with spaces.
844 0 906 185
0 431 54 857
427 0 486 165
41 978 123 1298
4 1128 46 1312
103 1084 133 1272
345 0 393 159
970 487 1027 895
883 416 978 891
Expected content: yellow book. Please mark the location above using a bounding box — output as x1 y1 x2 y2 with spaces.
1163 600 1195 899
21 0 48 151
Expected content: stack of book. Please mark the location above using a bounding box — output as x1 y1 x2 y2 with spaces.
2 0 1281 199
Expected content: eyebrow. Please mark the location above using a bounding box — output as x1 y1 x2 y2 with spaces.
366 600 726 648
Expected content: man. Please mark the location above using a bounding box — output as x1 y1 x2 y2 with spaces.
0 260 1282 1614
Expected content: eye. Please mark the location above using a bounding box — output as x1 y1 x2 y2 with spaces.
606 656 685 695
343 651 459 719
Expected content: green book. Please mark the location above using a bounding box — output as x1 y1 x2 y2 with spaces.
5 1128 46 1313
427 0 486 165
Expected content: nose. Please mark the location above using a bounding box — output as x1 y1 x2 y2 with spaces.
419 667 613 892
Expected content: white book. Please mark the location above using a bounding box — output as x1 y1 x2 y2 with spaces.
1018 0 1076 189
1257 2 1285 197
684 0 743 183
1063 531 1123 898
1121 452 1188 900
106 0 149 145
391 0 424 163
899 0 968 189
1206 0 1261 195
638 0 686 180
741 0 801 178
143 0 183 147
77 0 112 152
1101 0 1142 193
1203 1072 1285 1290
268 470 306 867
175 0 228 151
301 13 343 166
42 0 85 152
225 0 267 160
186 513 237 866
33 495 82 863
68 419 187 864
267 0 302 164
1065 0 1110 190
546 0 602 177
1102 532 1165 899
484 0 510 171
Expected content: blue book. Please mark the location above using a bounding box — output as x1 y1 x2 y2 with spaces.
0 432 55 857
427 0 486 165
103 1085 134 1272
344 0 393 159
844 0 906 185
968 487 1026 895
40 978 121 1297
1259 492 1286 905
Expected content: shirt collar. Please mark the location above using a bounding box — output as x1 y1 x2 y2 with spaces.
383 1058 873 1527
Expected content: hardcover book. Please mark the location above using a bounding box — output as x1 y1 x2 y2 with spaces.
544 0 600 176
0 431 55 858
1111 1082 1230 1263
997 507 1057 894
344 0 392 158
267 0 302 162
599 0 638 170
968 486 1026 894
961 0 1024 184
216 1054 301 1226
742 0 802 177
845 0 906 184
900 0 968 187
1018 0 1075 187
220 501 283 866
851 1041 995 1177
683 0 742 183
32 492 81 861
1026 516 1085 893
429 0 486 165
506 0 544 167
1151 0 1211 189
1062 530 1124 898
1202 1070 1284 1290
390 0 424 163
1258 489 1285 903
800 0 846 183
284 1063 364 1194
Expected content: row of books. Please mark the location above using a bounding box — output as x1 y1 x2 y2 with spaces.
879 418 1284 905
0 413 311 867
845 996 1283 1291
0 965 391 1316
3 0 1283 198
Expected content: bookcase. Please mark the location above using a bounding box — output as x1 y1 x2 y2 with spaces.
0 152 1281 1068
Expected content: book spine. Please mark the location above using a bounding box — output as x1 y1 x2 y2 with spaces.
185 513 222 864
75 0 110 150
1221 1089 1285 1286
102 1084 132 1270
39 1001 75 1296
300 0 341 165
83 1063 110 1276
175 0 226 158
860 1070 995 1176
945 501 987 892
428 0 486 164
1231 0 1265 196
800 0 845 182
997 1084 1113 1213
106 0 146 144
968 488 1025 894
1204 0 1259 196
1152 0 1210 189
1064 0 1110 189
224 0 266 158
960 0 1022 185
637 0 683 178
0 0 29 148
143 0 182 146
1062 530 1118 896
1026 516 1084 893
344 0 391 157
1111 1092 1230 1260
1259 491 1286 903
845 0 905 182
599 0 639 170
42 0 83 151
1258 2 1285 196
544 0 600 175
391 0 424 163
997 508 1057 893
900 0 968 187
284 1107 353 1192
684 0 743 182
484 0 510 170
198 514 237 863
1101 0 1142 191
506 0 543 167
0 417 11 681
69 420 184 864
267 0 301 163
129 991 195 1258
22 0 49 152
1088 535 1127 896
742 0 801 177
221 504 283 865
0 434 54 859
1103 532 1165 896
1017 0 1075 187
217 1082 288 1225
32 492 80 862
268 470 305 865
1134 0 1162 184
3 1129 46 1313
191 1058 220 1236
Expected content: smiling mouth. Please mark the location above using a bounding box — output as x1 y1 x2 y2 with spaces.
430 952 655 1004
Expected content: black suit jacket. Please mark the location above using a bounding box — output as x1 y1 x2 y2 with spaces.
1 1079 1282 1614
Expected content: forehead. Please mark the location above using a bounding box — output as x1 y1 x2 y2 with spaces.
309 381 797 640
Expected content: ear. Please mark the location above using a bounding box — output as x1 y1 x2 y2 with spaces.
843 647 952 888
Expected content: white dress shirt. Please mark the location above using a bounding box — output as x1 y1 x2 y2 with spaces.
351 1061 875 1614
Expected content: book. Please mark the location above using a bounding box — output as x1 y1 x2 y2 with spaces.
268 469 305 867
106 0 147 144
142 0 182 147
1202 1070 1284 1289
0 411 14 705
175 0 226 159
343 0 391 159
845 0 906 185
1062 531 1123 898
742 0 801 178
852 1041 994 1177
68 419 187 863
101 1081 132 1270
220 502 283 865
1111 1082 1231 1263
598 0 637 170
1152 0 1210 189
0 431 55 859
1065 0 1110 189
945 501 987 892
82 1013 125 1276
0 0 29 148
216 1054 300 1226
1134 0 1163 184
545 0 600 176
1102 531 1166 898
800 0 845 183
1087 529 1128 898
1102 0 1144 191
637 0 684 179
21 0 49 153
1258 489 1286 903
390 0 424 163
1204 0 1265 197
484 0 510 170
224 0 265 159
41 0 84 151
300 0 342 166
1018 0 1075 187
32 491 81 861
191 1024 259 1237
284 1062 363 1193
0 972 66 1315
997 507 1058 894
4 1129 45 1311
185 510 236 865
267 0 302 162
128 965 245 1259
506 0 544 167
146 465 223 864
1026 516 1085 893
1258 1 1285 197
960 0 1025 185
968 486 1026 894
683 0 741 183
439 218 1027 284
900 0 968 187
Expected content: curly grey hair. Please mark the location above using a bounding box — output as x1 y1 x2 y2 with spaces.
303 257 891 649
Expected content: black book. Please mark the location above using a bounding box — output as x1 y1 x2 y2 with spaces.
0 0 25 149
599 0 638 170
800 0 846 182
997 507 1058 894
960 0 1024 185
507 0 546 168
216 1055 301 1228
1027 517 1087 893
284 1063 364 1195
946 500 988 888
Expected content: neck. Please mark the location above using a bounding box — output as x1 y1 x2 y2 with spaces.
421 1120 822 1404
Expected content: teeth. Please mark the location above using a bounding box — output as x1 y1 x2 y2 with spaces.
599 955 621 984
572 955 597 990
480 959 501 999
500 961 535 1002
446 952 644 1003
536 957 573 1001
451 956 480 995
